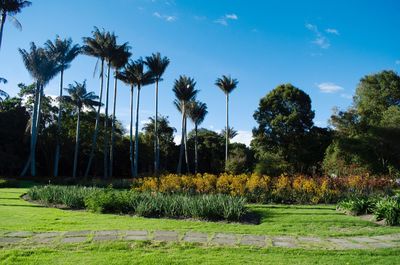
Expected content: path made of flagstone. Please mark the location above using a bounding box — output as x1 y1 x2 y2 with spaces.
1 230 400 250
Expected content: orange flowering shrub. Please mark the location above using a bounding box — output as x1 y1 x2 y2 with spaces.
132 173 395 204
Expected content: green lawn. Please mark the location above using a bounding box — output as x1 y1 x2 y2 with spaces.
1 188 400 237
1 187 400 264
1 241 400 265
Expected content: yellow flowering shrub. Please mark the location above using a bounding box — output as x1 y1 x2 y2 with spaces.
131 173 394 204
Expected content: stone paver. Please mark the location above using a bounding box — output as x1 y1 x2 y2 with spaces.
272 236 297 248
33 232 62 238
153 231 179 242
240 235 266 247
1 229 399 249
183 232 208 243
64 230 91 237
0 237 25 245
6 231 34 238
211 233 237 246
61 237 88 244
124 230 148 241
93 235 118 242
328 238 366 249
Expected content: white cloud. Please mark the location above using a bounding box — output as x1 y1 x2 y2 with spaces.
194 15 207 21
305 23 337 49
340 93 352 99
225 14 238 20
232 131 252 146
153 11 177 22
325 28 339 35
214 13 238 26
317 82 344 93
396 60 400 65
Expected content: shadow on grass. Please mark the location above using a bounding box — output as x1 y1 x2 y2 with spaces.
0 203 45 208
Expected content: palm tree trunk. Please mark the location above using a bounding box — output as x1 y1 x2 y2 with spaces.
177 104 185 174
73 108 81 178
31 83 43 176
53 67 64 177
103 63 111 178
133 85 141 177
109 70 118 178
194 123 198 174
129 85 134 177
225 93 229 169
21 82 40 177
0 13 6 51
154 79 159 174
184 115 190 173
84 59 105 178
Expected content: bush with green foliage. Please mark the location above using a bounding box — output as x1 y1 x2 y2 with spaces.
374 195 400 226
337 197 376 216
27 185 247 221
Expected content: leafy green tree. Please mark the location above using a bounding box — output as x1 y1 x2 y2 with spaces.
324 71 400 176
225 143 254 174
19 42 60 176
187 100 207 173
45 36 80 177
215 75 238 167
145 53 170 174
0 77 8 107
173 76 198 174
142 115 177 172
252 83 315 173
62 81 100 178
0 0 31 51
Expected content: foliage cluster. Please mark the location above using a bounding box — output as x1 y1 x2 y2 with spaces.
133 173 395 204
26 185 247 221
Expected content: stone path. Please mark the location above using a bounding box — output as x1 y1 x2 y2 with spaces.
0 230 399 250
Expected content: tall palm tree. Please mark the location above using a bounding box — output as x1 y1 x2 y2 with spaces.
187 100 207 174
109 43 131 177
124 59 154 177
82 27 113 177
172 76 198 174
19 42 60 176
215 75 238 168
118 63 136 176
62 81 100 178
145 53 170 174
221 126 238 140
0 0 31 51
45 36 80 177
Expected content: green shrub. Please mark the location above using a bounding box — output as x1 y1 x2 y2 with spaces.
337 197 376 216
27 185 99 209
374 196 400 226
27 185 248 222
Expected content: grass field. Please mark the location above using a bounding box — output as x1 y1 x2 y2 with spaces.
1 187 400 264
1 241 400 265
1 188 400 237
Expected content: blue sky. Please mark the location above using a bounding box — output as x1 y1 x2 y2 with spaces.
1 0 399 145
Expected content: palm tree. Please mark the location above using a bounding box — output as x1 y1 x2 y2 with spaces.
187 100 207 174
0 0 31 51
45 36 80 177
62 81 100 178
221 126 238 140
109 43 131 177
82 27 113 177
172 76 198 174
0 77 8 106
118 63 136 176
123 59 154 177
215 75 238 168
19 42 60 176
145 53 170 174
